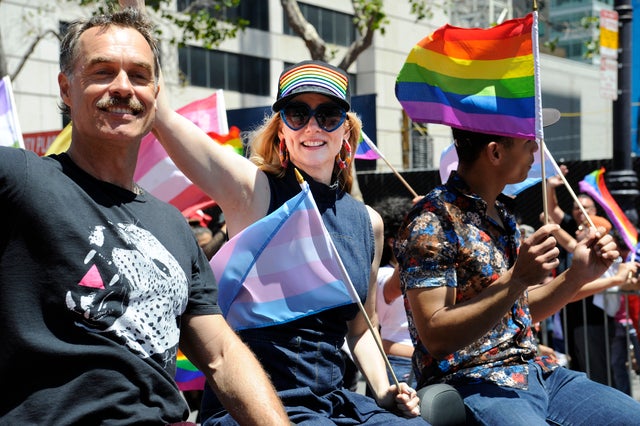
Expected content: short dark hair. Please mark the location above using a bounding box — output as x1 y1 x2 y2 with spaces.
58 8 160 116
452 127 512 165
372 196 414 266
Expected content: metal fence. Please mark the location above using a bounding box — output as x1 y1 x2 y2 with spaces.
540 290 640 399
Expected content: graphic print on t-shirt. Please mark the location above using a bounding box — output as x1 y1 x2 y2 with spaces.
65 222 188 365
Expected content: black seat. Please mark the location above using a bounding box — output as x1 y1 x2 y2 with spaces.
418 383 467 426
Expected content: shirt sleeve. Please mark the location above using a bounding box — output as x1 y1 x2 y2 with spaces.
184 240 223 317
395 207 458 292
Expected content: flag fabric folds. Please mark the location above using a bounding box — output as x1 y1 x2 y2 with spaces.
439 141 559 197
134 90 228 211
354 130 381 160
175 349 205 391
579 167 638 252
396 13 538 139
0 75 24 148
208 125 243 156
44 122 72 155
210 182 358 331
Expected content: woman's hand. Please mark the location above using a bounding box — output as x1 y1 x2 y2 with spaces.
378 382 421 418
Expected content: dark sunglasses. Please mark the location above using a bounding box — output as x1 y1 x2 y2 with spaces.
280 102 346 132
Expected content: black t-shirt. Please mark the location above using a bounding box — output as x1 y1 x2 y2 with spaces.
0 148 221 424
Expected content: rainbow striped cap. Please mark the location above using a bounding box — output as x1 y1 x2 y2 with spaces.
273 60 350 112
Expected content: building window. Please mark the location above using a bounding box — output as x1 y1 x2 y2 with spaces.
410 124 433 170
179 47 270 96
283 3 356 46
177 0 269 31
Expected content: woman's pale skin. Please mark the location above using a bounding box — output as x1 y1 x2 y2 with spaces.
152 86 421 417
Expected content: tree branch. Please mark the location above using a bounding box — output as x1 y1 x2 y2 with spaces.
280 0 326 61
9 29 61 81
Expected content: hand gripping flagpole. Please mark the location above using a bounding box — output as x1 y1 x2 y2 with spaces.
294 168 401 389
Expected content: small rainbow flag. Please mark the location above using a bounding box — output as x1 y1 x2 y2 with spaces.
395 13 538 139
579 167 638 252
175 349 205 391
354 130 380 160
208 125 244 156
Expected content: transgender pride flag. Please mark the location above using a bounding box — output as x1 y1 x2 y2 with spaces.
396 13 542 140
211 181 358 330
134 90 228 211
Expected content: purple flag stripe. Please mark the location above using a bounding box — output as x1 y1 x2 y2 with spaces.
402 101 536 139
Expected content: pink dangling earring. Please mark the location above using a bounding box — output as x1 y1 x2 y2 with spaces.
278 139 289 168
336 139 352 170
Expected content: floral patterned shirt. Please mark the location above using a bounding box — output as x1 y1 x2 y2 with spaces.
394 172 557 390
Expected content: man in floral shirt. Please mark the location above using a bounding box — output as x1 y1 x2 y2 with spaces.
394 127 640 424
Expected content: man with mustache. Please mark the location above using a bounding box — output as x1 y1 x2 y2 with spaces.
0 8 287 425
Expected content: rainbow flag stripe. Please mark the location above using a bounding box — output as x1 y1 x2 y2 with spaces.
175 349 205 391
354 131 380 160
579 167 638 252
396 13 536 139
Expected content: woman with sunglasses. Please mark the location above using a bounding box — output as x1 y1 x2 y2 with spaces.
153 60 426 425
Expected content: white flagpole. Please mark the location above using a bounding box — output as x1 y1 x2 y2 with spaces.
294 168 401 389
531 5 550 225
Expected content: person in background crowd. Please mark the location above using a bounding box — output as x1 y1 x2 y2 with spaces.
371 196 417 389
552 214 639 386
603 229 640 395
152 60 425 424
0 8 288 425
541 166 598 360
542 165 597 274
395 124 640 424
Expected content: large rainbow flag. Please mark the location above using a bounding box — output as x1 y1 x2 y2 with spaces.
579 167 638 253
396 13 541 140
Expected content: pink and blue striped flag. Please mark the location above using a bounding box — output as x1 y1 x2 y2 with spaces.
210 181 358 330
579 167 638 252
134 90 228 211
355 130 381 160
396 13 543 140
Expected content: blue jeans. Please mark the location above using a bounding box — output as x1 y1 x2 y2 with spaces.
456 363 640 425
388 354 417 388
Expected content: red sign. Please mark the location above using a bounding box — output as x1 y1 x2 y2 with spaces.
22 130 60 156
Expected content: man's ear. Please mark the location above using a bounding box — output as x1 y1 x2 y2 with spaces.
486 141 501 164
58 72 71 109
